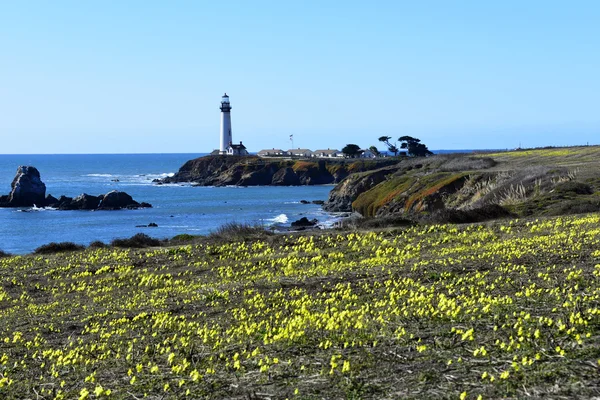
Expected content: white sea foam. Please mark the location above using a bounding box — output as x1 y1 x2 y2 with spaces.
20 205 57 212
268 213 289 224
85 172 175 185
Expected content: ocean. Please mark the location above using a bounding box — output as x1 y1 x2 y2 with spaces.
0 154 336 254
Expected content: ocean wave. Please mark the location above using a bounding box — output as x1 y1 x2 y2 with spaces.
267 213 289 224
84 172 175 185
17 205 58 212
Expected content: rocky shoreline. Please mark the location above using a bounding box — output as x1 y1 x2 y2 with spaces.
156 155 397 186
0 166 151 210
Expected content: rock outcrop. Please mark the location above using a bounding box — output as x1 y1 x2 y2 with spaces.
157 155 397 187
6 166 46 207
99 190 149 210
323 166 397 212
291 217 318 228
0 166 151 211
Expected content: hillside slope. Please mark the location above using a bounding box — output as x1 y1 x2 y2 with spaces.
325 146 600 220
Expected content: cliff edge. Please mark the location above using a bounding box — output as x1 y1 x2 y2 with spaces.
158 155 397 186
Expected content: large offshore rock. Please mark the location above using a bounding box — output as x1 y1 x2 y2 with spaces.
98 190 151 210
98 190 138 210
8 166 46 207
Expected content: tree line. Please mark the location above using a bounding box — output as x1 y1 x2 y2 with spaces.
341 136 433 158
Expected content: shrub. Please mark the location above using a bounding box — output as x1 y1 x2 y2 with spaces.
554 181 594 195
337 215 414 230
170 234 198 243
89 241 107 249
209 222 270 241
426 204 514 224
111 233 162 248
34 242 85 255
0 250 12 258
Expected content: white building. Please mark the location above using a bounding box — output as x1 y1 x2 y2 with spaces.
228 141 248 156
313 149 341 158
257 148 286 157
287 148 313 158
219 93 233 155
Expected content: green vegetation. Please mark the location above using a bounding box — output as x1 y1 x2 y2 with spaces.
342 144 361 158
2 214 600 398
352 176 415 216
399 135 433 157
34 242 86 255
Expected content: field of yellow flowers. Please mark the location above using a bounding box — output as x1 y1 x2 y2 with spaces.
2 215 600 399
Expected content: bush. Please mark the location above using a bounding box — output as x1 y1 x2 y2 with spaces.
554 181 594 195
337 216 414 230
89 241 107 249
426 204 514 224
0 250 12 258
169 234 198 244
111 233 162 248
209 222 270 241
34 242 85 255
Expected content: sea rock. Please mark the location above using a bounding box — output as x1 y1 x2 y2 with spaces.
291 217 318 228
45 194 59 207
300 200 310 204
8 166 46 207
0 167 152 211
311 200 325 205
99 190 140 210
136 222 158 228
60 194 101 210
54 196 73 209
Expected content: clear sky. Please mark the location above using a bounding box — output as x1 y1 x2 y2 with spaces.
1 1 599 154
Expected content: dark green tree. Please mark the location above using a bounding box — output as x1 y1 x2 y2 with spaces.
368 146 381 157
378 136 398 156
342 143 361 158
398 136 433 157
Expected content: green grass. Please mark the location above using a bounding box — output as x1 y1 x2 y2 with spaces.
2 215 600 398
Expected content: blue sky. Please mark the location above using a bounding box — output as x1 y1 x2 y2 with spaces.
1 1 599 153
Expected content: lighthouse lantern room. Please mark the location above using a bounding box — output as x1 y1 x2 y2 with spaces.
219 93 232 154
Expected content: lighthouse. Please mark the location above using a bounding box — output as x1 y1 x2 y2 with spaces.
219 93 232 154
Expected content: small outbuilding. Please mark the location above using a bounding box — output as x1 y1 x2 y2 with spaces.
227 141 249 156
313 149 341 158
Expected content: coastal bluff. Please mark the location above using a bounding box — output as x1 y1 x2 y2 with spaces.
157 155 397 186
324 146 600 222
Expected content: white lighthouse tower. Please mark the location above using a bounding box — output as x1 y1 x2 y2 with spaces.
219 93 232 154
